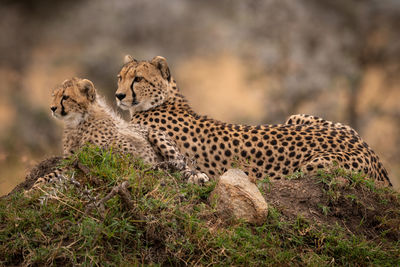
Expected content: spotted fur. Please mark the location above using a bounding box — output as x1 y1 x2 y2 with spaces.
33 77 208 189
114 55 392 187
285 114 359 136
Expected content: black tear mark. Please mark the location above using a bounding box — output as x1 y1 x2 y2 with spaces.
60 92 67 116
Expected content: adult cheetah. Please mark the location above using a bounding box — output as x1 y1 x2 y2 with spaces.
37 77 208 186
114 55 392 186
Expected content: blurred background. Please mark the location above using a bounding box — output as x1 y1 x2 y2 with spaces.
1 0 400 195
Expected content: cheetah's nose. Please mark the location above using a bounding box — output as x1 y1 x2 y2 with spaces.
51 106 57 112
115 93 126 101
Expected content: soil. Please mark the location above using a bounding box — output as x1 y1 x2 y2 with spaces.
267 177 400 240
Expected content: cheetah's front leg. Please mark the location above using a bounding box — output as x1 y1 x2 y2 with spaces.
147 128 209 184
25 167 66 196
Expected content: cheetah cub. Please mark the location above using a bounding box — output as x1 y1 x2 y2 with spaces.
35 78 208 188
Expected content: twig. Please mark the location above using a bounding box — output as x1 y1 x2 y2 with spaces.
74 160 90 175
86 181 134 216
98 181 133 207
117 181 134 207
82 188 105 220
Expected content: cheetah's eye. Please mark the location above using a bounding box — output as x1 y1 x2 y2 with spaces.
62 95 69 100
134 76 143 83
117 75 121 81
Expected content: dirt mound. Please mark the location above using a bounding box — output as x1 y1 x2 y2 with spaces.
266 173 400 240
13 157 400 241
7 157 400 240
1 147 399 266
4 156 62 197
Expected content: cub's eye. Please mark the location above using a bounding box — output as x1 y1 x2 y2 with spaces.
117 75 122 81
134 76 143 83
62 95 69 100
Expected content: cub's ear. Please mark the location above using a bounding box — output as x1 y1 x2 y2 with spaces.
78 79 96 102
124 55 136 64
151 56 171 82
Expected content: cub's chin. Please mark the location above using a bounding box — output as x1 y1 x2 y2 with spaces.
52 112 61 119
62 112 85 127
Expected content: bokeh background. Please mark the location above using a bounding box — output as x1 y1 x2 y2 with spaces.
1 0 400 195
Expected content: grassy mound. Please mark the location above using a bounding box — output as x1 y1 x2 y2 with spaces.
1 146 399 266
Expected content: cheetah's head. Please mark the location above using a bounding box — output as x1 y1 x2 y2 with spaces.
115 55 173 113
50 78 96 126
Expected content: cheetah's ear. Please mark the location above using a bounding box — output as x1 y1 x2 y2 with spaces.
151 56 171 82
78 79 96 102
124 55 137 64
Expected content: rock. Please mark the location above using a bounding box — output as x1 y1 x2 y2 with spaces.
209 169 268 225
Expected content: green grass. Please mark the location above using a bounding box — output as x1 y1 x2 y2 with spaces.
0 145 399 266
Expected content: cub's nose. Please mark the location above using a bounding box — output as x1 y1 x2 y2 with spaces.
115 93 126 101
51 106 57 112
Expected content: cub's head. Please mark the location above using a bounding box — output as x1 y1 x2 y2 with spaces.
115 55 173 112
50 78 96 126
